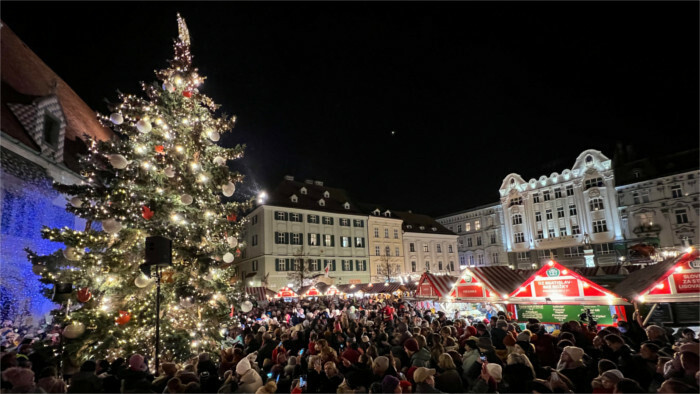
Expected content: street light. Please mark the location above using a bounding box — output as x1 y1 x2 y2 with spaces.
139 236 172 376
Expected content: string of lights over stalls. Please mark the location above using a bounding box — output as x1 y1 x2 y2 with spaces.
28 14 252 362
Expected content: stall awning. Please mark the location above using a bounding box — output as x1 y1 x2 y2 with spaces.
415 272 457 299
470 266 529 300
275 286 298 298
507 260 629 305
245 287 272 301
336 282 407 294
447 268 501 301
613 249 700 303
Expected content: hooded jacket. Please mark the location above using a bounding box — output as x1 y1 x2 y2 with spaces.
410 348 432 368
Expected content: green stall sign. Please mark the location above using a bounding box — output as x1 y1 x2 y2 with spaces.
515 304 616 325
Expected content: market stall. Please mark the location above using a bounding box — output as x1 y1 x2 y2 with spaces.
613 248 700 326
274 286 298 298
443 267 522 319
415 272 457 299
245 287 275 302
507 260 629 327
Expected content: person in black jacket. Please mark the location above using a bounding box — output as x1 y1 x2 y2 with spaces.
604 334 635 377
256 333 276 368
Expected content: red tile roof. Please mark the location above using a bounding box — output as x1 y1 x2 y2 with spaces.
471 266 533 298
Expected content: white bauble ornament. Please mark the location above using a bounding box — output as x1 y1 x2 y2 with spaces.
164 166 176 178
69 197 83 208
223 252 234 263
63 322 85 339
108 154 128 169
134 274 152 288
136 119 152 133
109 113 124 125
180 194 193 205
222 182 236 197
213 156 226 166
62 247 82 261
241 300 253 313
162 82 175 92
208 131 220 142
227 236 238 248
102 219 122 234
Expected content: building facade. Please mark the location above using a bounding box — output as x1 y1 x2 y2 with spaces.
237 177 371 290
394 211 459 281
436 203 507 268
366 208 405 282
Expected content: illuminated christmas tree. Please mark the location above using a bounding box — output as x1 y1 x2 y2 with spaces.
27 14 250 363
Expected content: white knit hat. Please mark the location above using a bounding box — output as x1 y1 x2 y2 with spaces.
236 357 251 375
485 363 502 382
563 346 584 361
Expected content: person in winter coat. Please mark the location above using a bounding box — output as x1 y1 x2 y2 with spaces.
412 367 443 394
591 368 623 393
151 363 178 394
37 366 67 393
603 334 635 377
461 339 480 384
2 367 42 393
502 353 535 393
256 334 276 368
404 338 431 368
434 353 462 393
68 360 103 393
233 357 263 394
471 363 502 393
556 346 591 393
318 361 344 393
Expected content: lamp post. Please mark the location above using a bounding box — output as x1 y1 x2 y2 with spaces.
139 236 172 377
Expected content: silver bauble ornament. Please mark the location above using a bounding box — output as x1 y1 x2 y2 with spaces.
69 196 83 208
180 194 193 205
102 219 122 234
62 247 82 261
241 300 253 313
223 252 234 263
227 236 238 248
222 182 236 197
213 156 226 166
136 119 152 133
63 322 85 339
108 154 128 169
209 131 220 142
164 166 176 178
109 113 124 125
134 274 152 288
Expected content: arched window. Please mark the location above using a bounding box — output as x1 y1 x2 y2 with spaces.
589 198 604 211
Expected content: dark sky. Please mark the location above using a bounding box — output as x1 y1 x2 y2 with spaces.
3 2 698 217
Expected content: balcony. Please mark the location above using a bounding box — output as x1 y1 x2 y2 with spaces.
632 224 661 235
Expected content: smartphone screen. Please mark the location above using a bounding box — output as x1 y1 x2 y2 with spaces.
299 349 304 356
299 376 306 387
267 372 273 378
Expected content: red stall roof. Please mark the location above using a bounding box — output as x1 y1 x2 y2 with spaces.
245 287 275 301
275 286 298 298
508 260 629 305
613 249 700 303
447 268 501 302
470 266 532 300
415 272 457 299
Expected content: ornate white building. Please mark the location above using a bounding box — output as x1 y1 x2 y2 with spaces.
435 203 507 268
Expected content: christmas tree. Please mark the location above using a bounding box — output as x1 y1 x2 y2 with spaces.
27 14 250 363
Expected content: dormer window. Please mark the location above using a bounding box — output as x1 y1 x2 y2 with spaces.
318 199 325 207
419 226 425 230
300 187 307 195
407 225 413 229
290 194 298 203
43 113 61 148
323 191 330 198
373 209 380 216
586 155 594 166
343 202 350 210
384 210 391 217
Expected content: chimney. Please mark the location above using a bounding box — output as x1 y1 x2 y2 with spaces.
304 179 313 185
284 175 294 181
314 180 324 186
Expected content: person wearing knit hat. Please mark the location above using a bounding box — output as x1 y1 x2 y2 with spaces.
382 374 401 393
557 346 590 392
404 338 419 353
485 363 502 382
235 357 263 393
517 330 532 342
128 354 148 372
503 332 517 347
465 325 477 337
413 367 438 394
477 337 494 351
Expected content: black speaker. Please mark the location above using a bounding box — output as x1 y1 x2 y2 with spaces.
53 282 72 302
145 236 172 268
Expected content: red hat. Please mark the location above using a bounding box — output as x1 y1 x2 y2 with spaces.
404 338 419 352
399 380 412 392
466 326 477 336
407 366 418 382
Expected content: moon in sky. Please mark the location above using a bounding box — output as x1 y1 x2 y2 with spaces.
391 130 396 136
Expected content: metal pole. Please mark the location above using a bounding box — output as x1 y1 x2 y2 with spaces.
155 265 161 377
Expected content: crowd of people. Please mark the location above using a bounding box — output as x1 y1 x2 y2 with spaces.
1 295 699 393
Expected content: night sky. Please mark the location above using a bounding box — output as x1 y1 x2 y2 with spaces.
3 2 698 217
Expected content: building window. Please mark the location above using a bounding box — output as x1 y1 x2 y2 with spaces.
593 220 608 233
409 243 415 252
252 215 258 225
276 232 286 244
633 192 640 204
557 207 565 218
356 260 367 271
594 243 615 255
560 227 567 236
341 236 350 248
423 244 429 252
252 260 258 271
322 216 333 225
516 252 529 261
374 228 379 238
641 190 650 203
339 218 350 226
308 215 319 224
395 247 400 257
43 113 61 148
564 246 583 257
252 234 258 246
490 233 496 244
543 191 551 201
276 258 287 271
569 204 577 216
310 260 320 271
425 261 430 271
509 197 523 206
384 228 389 238
385 246 391 256
572 225 581 235
514 232 525 243
533 193 541 203
353 219 364 227
546 209 553 220
436 244 442 253
672 185 683 198
291 233 302 245
566 185 574 196
465 223 471 231
438 261 443 270
512 214 523 225
324 234 333 246
537 230 544 240
548 228 556 238
475 220 481 230
275 211 286 220
477 255 484 265
342 260 353 271
469 255 475 265
448 245 453 253
290 213 303 222
590 198 604 211
375 246 380 256
309 233 318 246
354 237 364 248
535 211 542 222
394 229 399 239
457 225 462 233
448 261 454 271
675 209 689 224
554 188 562 199
585 177 603 190
467 238 473 247
476 236 482 246
491 253 499 264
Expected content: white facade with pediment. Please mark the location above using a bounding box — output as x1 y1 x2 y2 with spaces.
498 149 624 268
